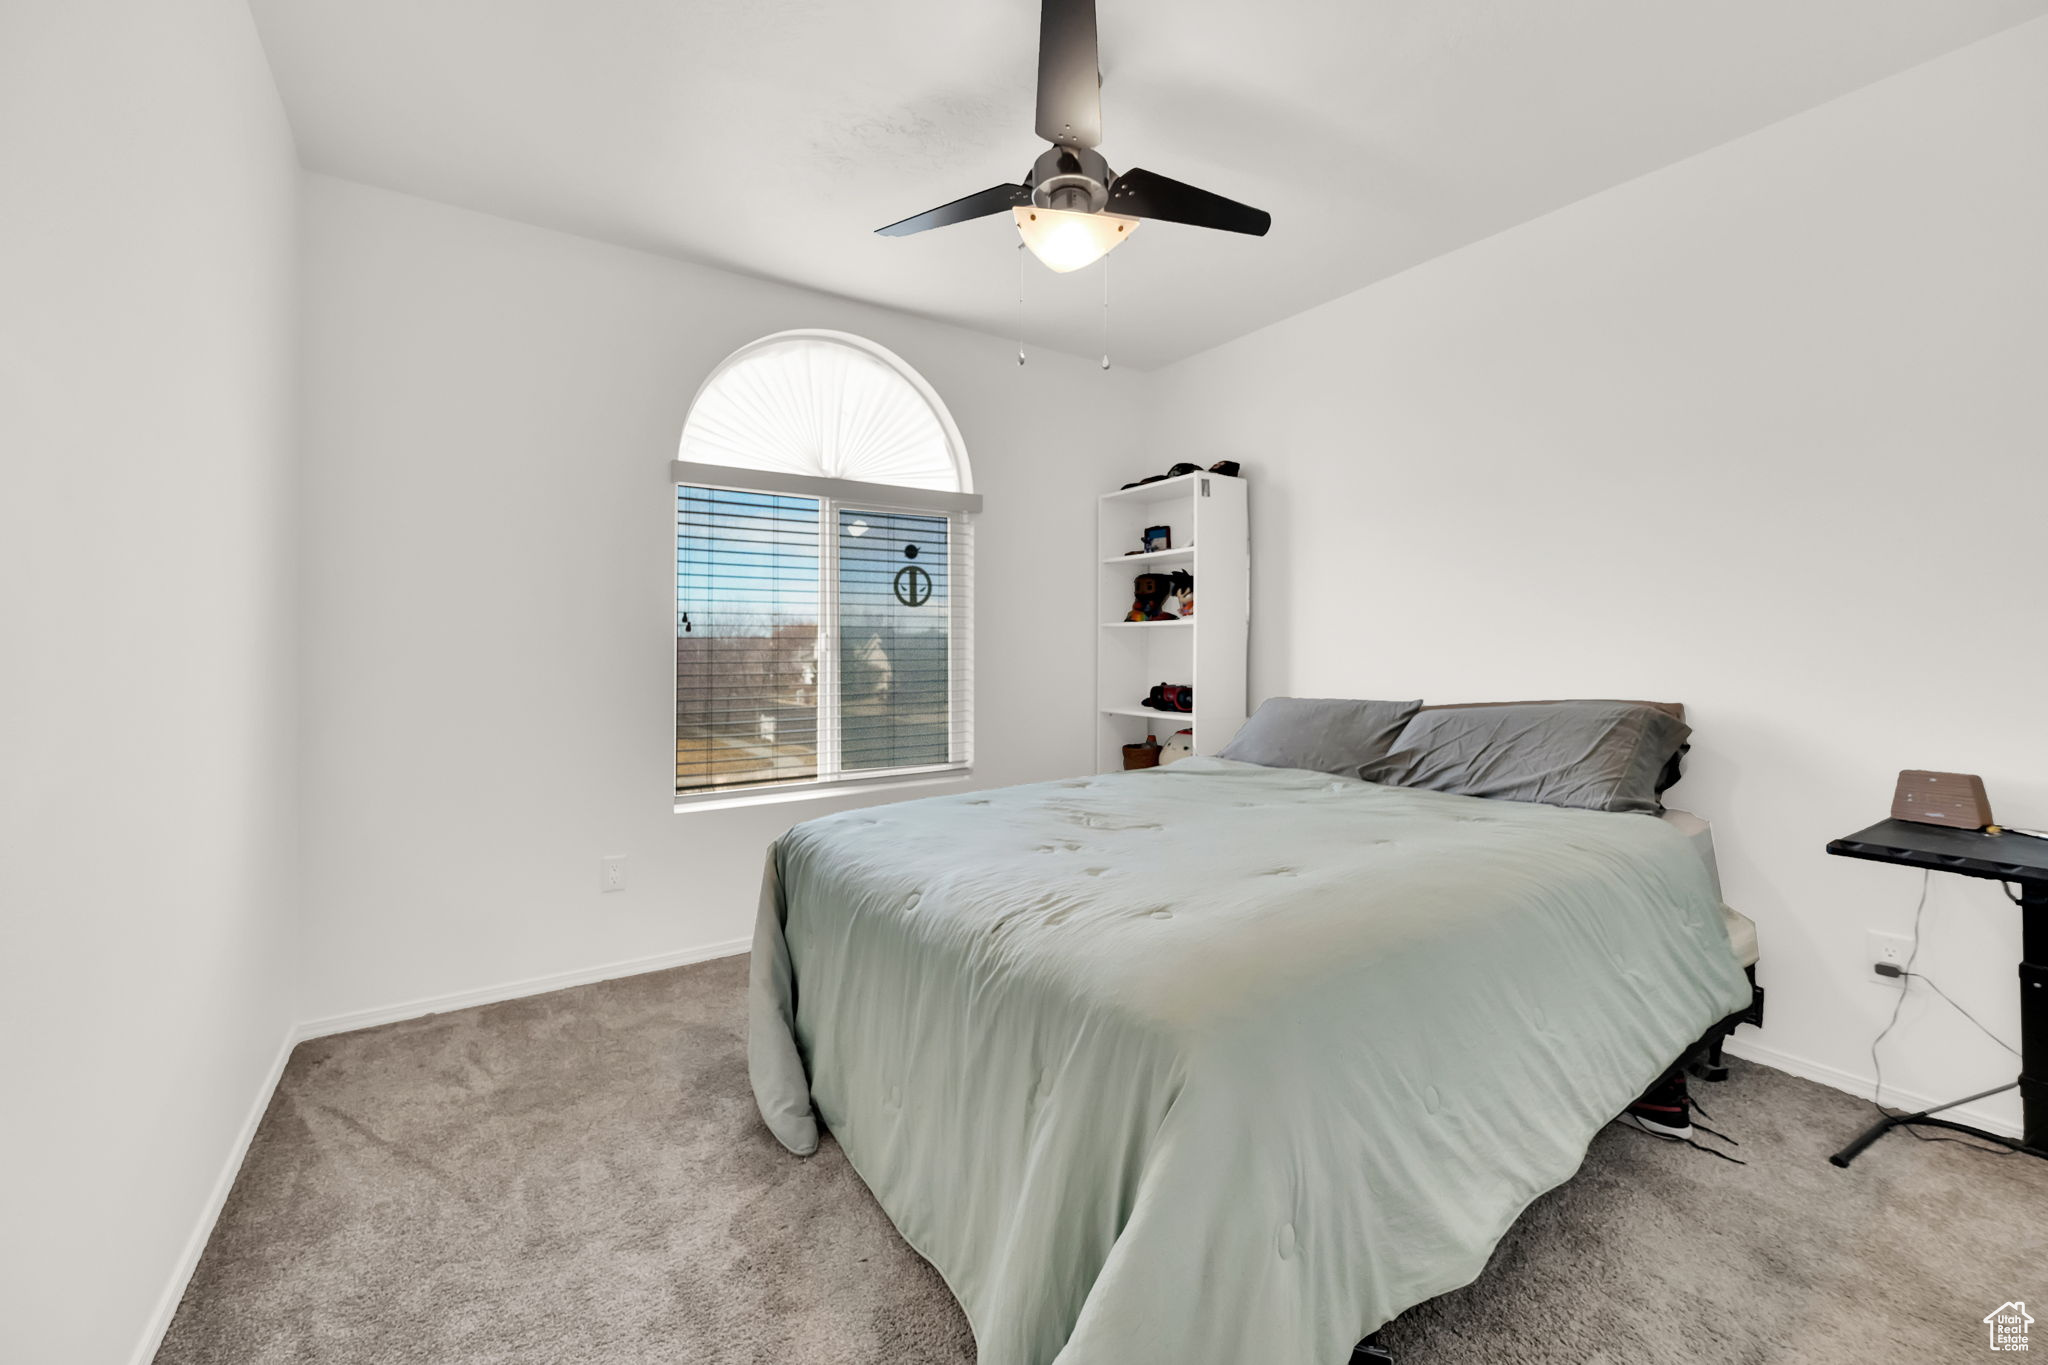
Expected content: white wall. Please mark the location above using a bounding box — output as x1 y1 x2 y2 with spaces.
0 3 302 1362
5 14 2033 1353
297 175 1151 1025
1146 20 2048 1131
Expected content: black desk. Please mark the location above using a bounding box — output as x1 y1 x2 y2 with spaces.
1825 818 2048 1165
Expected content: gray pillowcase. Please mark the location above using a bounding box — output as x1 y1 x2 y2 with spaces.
1361 701 1691 814
1217 697 1424 778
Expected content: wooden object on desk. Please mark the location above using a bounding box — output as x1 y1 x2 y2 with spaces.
1890 769 1995 829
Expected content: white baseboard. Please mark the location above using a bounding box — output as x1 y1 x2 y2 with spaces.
128 1026 296 1365
131 936 751 1365
294 937 752 1042
1723 1035 2022 1139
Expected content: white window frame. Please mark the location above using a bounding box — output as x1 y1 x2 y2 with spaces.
670 333 979 813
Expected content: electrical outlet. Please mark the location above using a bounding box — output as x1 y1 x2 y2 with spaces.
601 855 627 893
1866 930 1911 987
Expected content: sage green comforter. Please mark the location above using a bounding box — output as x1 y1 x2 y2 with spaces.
748 757 1750 1365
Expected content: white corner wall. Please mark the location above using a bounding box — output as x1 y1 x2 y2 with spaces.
1146 20 2048 1132
296 175 1152 1027
0 3 303 1363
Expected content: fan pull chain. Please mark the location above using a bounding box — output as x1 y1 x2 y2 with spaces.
1016 241 1028 367
1101 255 1112 370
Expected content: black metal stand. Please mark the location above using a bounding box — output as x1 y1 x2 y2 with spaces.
1350 1332 1394 1363
1828 1080 2042 1166
1688 967 1764 1084
1825 822 2048 1168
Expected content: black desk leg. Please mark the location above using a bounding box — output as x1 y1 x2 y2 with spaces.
1829 1082 2021 1166
2020 884 2048 1150
1832 882 2048 1166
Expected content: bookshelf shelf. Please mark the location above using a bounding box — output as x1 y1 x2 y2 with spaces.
1100 546 1195 565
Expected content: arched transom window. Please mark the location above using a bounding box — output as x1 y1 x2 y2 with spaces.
671 331 977 806
677 332 971 492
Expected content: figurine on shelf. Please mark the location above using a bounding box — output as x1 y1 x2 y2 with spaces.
1127 569 1195 622
1127 572 1173 621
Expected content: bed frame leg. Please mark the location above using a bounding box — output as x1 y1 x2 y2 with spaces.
1350 1332 1394 1363
1688 967 1760 1084
1690 1030 1730 1083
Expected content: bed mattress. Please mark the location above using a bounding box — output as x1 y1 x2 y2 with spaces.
1660 808 1757 967
749 758 1753 1365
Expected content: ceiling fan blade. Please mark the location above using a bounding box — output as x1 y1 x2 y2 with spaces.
1107 167 1271 236
1035 0 1102 148
875 184 1032 237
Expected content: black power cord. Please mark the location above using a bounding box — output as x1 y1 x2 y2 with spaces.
1887 969 2021 1057
1867 869 2022 1156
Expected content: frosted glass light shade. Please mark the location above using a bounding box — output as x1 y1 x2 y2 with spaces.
677 334 965 490
1013 206 1140 273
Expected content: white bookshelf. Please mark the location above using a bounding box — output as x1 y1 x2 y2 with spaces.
1094 471 1249 773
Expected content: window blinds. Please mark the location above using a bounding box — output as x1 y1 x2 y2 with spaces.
676 484 971 798
674 488 823 793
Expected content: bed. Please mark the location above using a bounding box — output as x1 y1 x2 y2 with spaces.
748 710 1756 1365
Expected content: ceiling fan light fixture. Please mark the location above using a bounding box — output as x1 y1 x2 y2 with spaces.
1012 205 1139 273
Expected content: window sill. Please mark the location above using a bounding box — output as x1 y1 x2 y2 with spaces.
674 770 972 815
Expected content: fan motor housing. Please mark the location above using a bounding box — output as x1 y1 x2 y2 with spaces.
1030 144 1112 214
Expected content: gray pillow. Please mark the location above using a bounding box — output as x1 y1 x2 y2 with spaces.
1361 701 1691 814
1217 697 1423 778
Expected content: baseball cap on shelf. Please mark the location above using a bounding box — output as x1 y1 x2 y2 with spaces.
1119 460 1245 489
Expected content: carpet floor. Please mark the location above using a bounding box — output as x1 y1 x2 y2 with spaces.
157 955 2046 1364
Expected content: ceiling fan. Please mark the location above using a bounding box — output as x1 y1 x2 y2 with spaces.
874 0 1272 273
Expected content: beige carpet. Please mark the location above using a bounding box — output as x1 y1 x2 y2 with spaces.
157 955 2046 1364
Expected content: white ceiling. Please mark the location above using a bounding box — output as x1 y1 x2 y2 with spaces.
249 0 2048 369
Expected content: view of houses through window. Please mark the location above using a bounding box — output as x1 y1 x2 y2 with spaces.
675 487 954 795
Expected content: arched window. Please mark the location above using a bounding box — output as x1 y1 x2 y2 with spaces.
671 332 977 805
677 331 972 492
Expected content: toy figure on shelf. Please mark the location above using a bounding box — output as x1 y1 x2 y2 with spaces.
1127 572 1172 621
1127 570 1194 622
